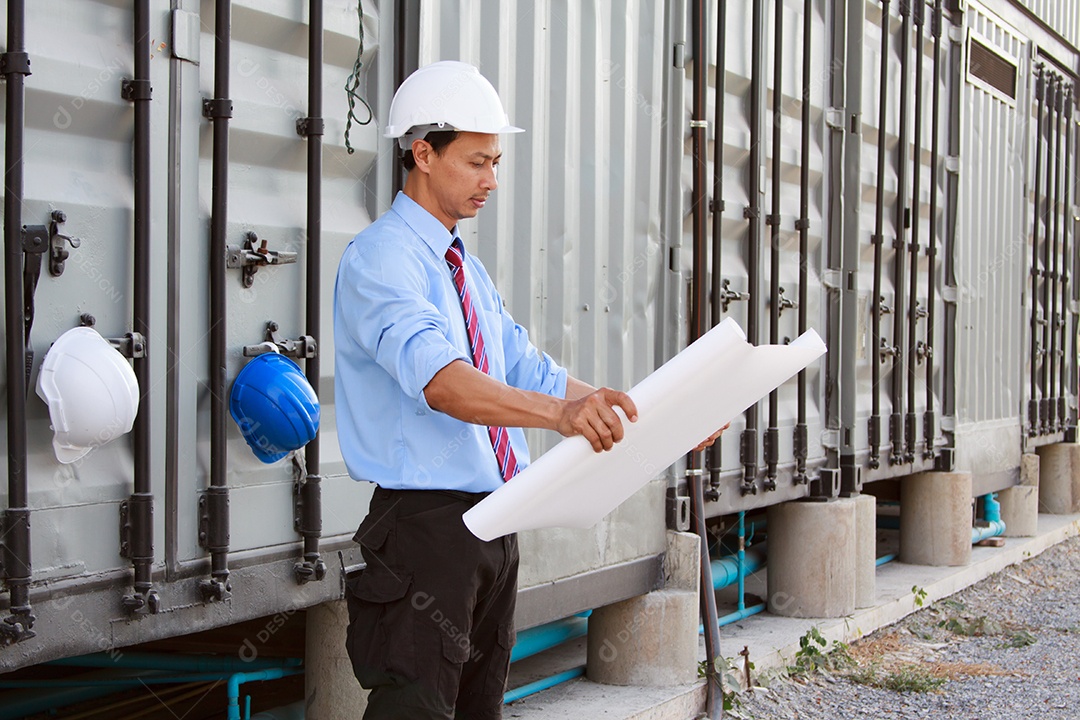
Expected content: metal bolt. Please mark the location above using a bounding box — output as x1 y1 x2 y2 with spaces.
51 210 66 223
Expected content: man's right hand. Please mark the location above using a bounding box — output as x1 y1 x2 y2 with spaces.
556 388 638 452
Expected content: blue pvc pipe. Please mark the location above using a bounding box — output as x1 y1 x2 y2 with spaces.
48 651 302 674
719 602 767 627
972 493 1006 543
511 616 589 663
711 546 766 589
876 553 897 566
227 668 302 720
503 665 585 704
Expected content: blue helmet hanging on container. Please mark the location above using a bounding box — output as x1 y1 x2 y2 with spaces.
229 352 320 463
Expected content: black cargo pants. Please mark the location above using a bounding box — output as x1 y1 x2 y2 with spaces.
345 487 519 720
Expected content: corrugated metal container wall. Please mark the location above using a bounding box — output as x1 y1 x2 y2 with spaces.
416 1 670 588
851 0 950 481
686 0 831 513
953 2 1033 486
3 0 170 582
0 0 377 657
176 0 377 566
1016 0 1080 49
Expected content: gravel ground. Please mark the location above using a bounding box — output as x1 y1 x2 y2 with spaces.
732 534 1080 720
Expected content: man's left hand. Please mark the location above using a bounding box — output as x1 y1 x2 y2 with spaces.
694 422 731 453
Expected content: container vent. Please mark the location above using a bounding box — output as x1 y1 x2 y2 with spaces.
968 38 1017 99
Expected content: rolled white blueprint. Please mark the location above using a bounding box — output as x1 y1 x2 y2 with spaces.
463 317 827 541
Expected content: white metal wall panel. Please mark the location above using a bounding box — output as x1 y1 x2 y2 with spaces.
953 3 1032 474
1016 0 1080 49
417 0 669 585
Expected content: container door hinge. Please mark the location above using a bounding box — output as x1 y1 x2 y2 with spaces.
666 487 692 532
825 107 846 131
810 468 840 500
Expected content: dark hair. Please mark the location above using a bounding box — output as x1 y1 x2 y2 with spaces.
401 130 460 170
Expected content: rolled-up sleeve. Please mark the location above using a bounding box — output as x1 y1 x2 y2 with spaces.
338 242 468 401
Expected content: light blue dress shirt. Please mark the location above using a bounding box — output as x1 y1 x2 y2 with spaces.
334 192 568 493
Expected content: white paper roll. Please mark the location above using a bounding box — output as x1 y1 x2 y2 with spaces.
463 317 827 541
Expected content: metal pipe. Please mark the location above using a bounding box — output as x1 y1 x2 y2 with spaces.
1047 76 1061 432
905 0 925 463
890 0 913 466
1 0 35 645
202 0 233 602
870 0 893 470
1050 77 1065 432
793 0 812 484
294 0 327 585
1041 77 1058 434
742 0 765 494
690 1 724 715
503 666 585 704
923 0 942 459
120 0 159 615
765 0 784 490
736 511 746 609
1030 65 1045 437
707 0 728 498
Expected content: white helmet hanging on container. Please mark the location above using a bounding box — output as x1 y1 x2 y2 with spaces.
36 326 140 464
384 60 523 150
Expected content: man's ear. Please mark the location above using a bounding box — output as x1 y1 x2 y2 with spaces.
411 138 434 174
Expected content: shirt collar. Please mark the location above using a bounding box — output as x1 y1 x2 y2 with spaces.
390 191 462 259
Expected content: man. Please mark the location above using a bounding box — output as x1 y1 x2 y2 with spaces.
334 61 719 720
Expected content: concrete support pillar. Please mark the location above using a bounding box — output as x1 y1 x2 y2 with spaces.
899 471 972 566
305 600 368 719
1037 442 1080 514
999 453 1039 537
854 494 876 608
766 499 856 618
587 531 699 686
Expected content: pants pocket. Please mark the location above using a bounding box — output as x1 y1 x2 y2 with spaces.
345 565 414 689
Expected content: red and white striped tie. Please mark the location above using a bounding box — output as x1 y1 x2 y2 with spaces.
445 239 519 482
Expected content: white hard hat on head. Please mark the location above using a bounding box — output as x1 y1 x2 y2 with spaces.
384 61 523 150
36 326 139 464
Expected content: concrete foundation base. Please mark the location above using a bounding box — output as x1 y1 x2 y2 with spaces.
855 494 876 608
1000 485 1040 537
900 471 972 566
766 499 856 618
1021 453 1040 487
305 600 368 719
586 588 699 686
1037 442 1080 514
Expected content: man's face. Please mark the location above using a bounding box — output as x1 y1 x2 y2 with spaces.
414 132 502 227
